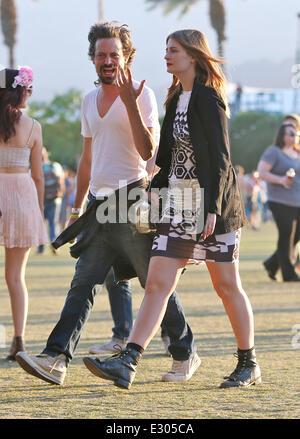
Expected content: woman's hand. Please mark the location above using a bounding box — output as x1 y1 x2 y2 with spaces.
258 160 293 189
116 67 145 106
201 212 217 241
280 175 293 189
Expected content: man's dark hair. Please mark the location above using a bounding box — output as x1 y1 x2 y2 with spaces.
88 21 136 67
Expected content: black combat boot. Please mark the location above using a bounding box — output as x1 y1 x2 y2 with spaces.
220 347 262 388
83 347 142 390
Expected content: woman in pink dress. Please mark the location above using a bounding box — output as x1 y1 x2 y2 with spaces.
0 67 48 360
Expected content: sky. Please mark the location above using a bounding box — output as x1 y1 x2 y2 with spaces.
0 0 299 110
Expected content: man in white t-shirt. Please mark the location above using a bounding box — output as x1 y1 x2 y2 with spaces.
16 22 197 386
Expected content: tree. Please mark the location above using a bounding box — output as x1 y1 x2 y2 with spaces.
0 0 17 68
145 0 226 58
229 112 283 173
29 88 82 124
28 89 83 169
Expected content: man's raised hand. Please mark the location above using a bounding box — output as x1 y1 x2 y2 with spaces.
116 67 145 104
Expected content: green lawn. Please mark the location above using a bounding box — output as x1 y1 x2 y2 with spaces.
0 222 299 419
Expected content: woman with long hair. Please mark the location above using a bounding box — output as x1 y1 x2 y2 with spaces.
83 29 261 389
0 67 48 360
258 123 300 282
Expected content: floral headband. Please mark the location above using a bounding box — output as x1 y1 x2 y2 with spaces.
11 66 34 90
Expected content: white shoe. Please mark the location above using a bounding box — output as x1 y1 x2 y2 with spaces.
88 337 127 355
16 352 67 385
162 352 201 382
162 336 171 356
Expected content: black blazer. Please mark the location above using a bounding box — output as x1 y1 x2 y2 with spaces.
151 78 247 235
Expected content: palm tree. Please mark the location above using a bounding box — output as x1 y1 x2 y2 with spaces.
0 0 17 68
145 0 226 58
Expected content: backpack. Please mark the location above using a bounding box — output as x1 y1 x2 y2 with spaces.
44 163 60 202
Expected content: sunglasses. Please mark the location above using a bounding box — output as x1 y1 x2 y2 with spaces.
287 132 297 137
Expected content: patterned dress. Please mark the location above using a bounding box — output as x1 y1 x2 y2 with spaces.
151 91 240 264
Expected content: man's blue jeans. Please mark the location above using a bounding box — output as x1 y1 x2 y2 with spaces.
105 268 132 341
105 267 168 341
43 221 195 362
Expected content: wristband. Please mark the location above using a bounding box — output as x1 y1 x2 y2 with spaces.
71 208 81 215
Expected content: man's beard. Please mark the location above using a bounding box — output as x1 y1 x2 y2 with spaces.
98 65 117 85
99 74 115 85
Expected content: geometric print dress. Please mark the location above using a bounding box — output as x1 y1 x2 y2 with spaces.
151 91 240 264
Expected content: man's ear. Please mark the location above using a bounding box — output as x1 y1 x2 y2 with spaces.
124 56 129 68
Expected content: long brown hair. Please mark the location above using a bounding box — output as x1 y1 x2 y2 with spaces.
165 29 230 117
274 123 299 151
0 68 27 143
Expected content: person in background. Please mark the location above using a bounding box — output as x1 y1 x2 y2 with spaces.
283 114 300 268
235 166 269 227
258 123 300 282
0 67 48 360
234 83 243 114
234 165 245 187
236 169 257 228
37 147 64 254
59 167 76 231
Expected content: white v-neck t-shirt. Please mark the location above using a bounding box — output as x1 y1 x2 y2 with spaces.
81 80 160 197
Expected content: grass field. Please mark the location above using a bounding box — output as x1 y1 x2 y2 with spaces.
0 221 299 419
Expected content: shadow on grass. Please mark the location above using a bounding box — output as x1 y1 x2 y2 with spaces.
27 259 76 268
0 385 109 405
0 308 113 327
0 381 220 406
3 302 297 332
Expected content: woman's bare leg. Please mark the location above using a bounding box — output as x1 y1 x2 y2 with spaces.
206 261 254 350
128 256 188 350
5 247 30 337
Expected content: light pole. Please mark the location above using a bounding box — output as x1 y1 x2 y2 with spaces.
293 13 300 113
98 0 104 22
